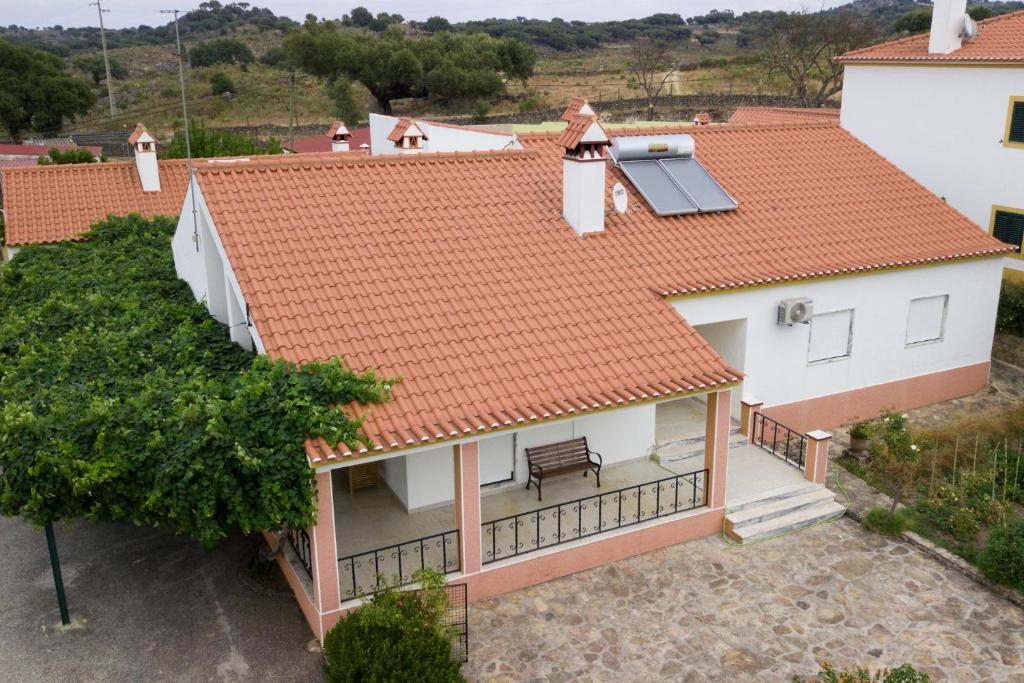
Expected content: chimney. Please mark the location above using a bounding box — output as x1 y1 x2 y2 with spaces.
387 118 427 153
327 120 351 152
559 115 610 235
560 97 596 122
128 122 160 192
928 0 969 54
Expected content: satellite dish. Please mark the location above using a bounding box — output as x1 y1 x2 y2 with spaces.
612 182 628 214
961 14 978 40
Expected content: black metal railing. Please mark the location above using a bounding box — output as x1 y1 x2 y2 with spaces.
481 468 708 565
752 412 806 470
440 583 469 663
337 530 461 602
287 527 313 579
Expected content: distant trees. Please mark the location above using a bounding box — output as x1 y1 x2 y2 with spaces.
423 16 452 33
284 20 537 113
328 78 364 126
36 147 101 165
72 54 127 85
894 10 933 34
161 119 282 158
630 39 679 120
189 37 254 67
761 11 881 107
209 72 235 95
0 39 95 139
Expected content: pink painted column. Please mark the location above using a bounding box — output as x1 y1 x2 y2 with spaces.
703 389 732 510
739 398 762 441
310 469 341 639
453 442 482 575
804 430 832 485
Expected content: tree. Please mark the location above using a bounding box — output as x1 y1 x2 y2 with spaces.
498 37 536 86
424 16 451 33
72 54 128 85
0 39 95 139
0 215 392 546
161 118 281 158
210 72 235 95
36 147 101 165
328 77 364 126
761 11 881 107
968 6 993 21
629 38 678 121
894 10 932 34
349 6 372 27
188 37 254 67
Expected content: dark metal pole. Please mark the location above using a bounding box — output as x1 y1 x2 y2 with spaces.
44 522 70 626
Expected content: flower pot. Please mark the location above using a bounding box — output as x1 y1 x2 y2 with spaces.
850 437 868 453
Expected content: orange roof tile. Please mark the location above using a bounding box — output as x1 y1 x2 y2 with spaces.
1 160 190 246
560 97 592 121
127 122 157 145
728 107 840 125
387 118 426 143
557 115 608 150
327 121 349 138
192 123 1010 464
839 10 1024 63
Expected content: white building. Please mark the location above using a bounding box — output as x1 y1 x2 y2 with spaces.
170 106 1010 638
839 3 1024 276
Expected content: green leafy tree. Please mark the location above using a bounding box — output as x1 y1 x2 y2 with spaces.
894 10 933 34
327 78 364 126
189 37 254 67
72 53 128 85
0 215 392 546
210 71 235 95
874 410 923 513
423 16 452 33
0 39 95 139
968 6 993 21
322 570 464 682
161 118 281 158
36 147 101 165
349 6 372 27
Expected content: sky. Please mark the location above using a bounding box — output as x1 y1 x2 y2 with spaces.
8 0 847 30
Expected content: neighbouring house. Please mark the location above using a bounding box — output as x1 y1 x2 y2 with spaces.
367 113 520 155
170 102 1010 639
839 1 1024 277
289 123 371 154
728 107 841 125
0 142 104 170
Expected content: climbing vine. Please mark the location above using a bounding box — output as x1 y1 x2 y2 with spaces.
0 214 391 546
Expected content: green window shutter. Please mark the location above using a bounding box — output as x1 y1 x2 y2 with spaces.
993 210 1024 253
1010 101 1024 144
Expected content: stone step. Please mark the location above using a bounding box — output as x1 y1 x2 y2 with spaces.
725 499 845 544
654 429 747 463
725 487 837 531
725 482 817 513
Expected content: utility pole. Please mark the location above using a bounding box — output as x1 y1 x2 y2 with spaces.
161 8 198 250
90 0 116 116
288 68 295 151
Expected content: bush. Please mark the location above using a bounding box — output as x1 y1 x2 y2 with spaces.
472 99 491 123
37 147 99 165
189 38 254 67
864 507 909 536
794 662 929 682
997 278 1024 337
322 570 464 682
980 518 1024 591
849 420 872 440
210 72 235 95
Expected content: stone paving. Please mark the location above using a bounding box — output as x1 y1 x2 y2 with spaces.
464 515 1024 682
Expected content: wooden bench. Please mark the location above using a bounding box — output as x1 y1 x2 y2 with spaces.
525 437 602 501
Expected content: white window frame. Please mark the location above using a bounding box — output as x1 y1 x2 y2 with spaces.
905 294 949 347
807 308 854 365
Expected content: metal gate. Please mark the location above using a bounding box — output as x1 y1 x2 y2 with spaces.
441 583 469 662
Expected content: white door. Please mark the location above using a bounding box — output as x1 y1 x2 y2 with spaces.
479 434 515 485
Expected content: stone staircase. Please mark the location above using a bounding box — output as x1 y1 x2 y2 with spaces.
724 483 844 544
651 426 748 464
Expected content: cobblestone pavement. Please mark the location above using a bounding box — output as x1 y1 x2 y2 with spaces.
464 517 1024 682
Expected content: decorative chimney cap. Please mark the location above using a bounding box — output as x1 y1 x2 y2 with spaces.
560 97 596 122
558 115 609 151
387 118 427 143
128 122 158 146
692 112 712 126
327 120 351 139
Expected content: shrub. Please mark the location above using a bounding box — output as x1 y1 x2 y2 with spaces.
849 420 872 440
472 99 491 123
864 507 909 536
189 38 254 67
997 278 1024 337
210 72 235 96
793 662 929 682
980 518 1024 591
322 569 464 683
37 147 99 165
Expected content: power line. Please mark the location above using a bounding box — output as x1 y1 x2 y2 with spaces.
160 8 199 253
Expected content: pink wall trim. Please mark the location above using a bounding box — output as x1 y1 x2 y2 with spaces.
704 389 731 510
804 433 831 485
264 530 322 640
311 470 341 617
764 362 991 433
454 442 483 575
464 508 724 602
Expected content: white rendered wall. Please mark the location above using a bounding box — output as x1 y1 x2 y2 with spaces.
380 455 411 509
673 258 1002 410
368 113 519 155
172 183 207 300
841 64 1024 271
693 320 746 416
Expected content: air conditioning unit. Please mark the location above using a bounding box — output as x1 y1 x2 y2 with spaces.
778 297 813 326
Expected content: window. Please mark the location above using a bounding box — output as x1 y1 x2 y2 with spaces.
992 207 1024 254
1006 97 1024 148
808 309 853 363
906 295 948 345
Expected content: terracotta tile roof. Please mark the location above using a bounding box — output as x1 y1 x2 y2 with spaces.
557 115 607 150
127 123 156 145
561 97 591 121
387 118 426 143
728 107 840 125
291 127 370 153
1 160 190 246
839 10 1024 63
192 123 1009 464
327 121 349 138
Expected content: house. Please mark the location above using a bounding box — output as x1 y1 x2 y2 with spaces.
0 141 104 170
170 103 1010 639
289 122 371 153
0 124 189 261
728 107 841 125
367 113 520 155
839 1 1024 276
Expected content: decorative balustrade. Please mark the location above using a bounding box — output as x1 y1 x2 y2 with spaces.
752 412 807 470
337 530 461 601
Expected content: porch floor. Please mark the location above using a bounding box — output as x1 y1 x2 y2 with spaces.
724 444 808 507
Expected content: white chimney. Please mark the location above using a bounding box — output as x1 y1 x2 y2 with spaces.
560 115 610 235
328 120 351 152
928 0 969 54
128 123 160 192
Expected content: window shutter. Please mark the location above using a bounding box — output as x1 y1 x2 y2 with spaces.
993 210 1024 253
808 310 853 363
906 295 947 345
1010 102 1024 144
